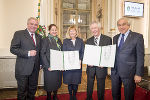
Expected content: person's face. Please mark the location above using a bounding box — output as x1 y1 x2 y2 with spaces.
49 26 58 36
69 28 77 39
90 23 100 37
27 19 38 33
117 19 130 34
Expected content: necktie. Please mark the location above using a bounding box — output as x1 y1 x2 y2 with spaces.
94 37 98 46
31 33 36 46
118 34 125 49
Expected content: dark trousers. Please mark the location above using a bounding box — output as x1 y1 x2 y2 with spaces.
68 84 78 100
111 73 136 100
68 84 78 95
47 90 57 100
15 66 39 100
86 67 106 100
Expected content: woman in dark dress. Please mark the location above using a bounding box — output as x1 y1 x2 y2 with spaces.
41 24 62 100
63 25 84 100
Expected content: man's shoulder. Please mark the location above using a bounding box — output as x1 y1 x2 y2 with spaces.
130 31 142 36
87 36 94 41
113 34 120 39
15 29 26 33
14 29 27 36
101 34 111 39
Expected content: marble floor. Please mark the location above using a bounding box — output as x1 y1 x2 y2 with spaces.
0 67 150 100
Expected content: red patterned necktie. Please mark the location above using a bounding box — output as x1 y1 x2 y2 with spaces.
31 33 36 46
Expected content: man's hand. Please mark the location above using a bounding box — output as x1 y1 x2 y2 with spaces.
134 75 142 83
30 50 37 56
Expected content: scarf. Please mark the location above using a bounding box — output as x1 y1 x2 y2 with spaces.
48 33 61 50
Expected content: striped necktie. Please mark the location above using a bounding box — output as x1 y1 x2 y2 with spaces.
94 37 98 46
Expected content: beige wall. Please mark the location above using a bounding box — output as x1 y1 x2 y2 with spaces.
0 0 38 54
121 0 149 54
103 0 150 54
0 0 150 55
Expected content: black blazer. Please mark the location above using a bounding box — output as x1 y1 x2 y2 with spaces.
112 31 144 78
86 34 112 78
62 37 84 60
41 37 62 69
10 29 42 75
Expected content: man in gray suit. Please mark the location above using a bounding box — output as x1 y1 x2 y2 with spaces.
10 17 42 100
111 17 144 100
86 21 112 100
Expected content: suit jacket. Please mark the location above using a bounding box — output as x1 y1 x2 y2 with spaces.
112 31 144 78
10 29 42 75
63 37 84 60
86 34 112 78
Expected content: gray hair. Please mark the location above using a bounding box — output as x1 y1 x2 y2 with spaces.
27 17 38 24
90 21 101 29
117 17 130 26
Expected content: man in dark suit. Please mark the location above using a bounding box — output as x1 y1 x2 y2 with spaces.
86 21 112 100
111 17 144 100
10 17 42 100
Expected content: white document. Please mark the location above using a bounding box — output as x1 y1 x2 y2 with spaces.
50 49 64 70
50 49 80 70
100 44 116 68
83 44 116 67
83 44 101 66
64 51 80 70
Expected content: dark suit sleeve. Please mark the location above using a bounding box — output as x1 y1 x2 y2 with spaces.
79 39 85 60
136 34 144 76
108 37 112 45
62 39 68 51
10 31 28 58
40 38 50 69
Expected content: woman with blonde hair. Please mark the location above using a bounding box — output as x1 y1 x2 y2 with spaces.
63 25 84 100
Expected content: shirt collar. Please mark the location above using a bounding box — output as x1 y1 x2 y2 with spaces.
27 29 35 36
120 30 130 37
94 34 101 39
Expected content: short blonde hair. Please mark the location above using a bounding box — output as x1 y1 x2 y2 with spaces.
66 25 78 39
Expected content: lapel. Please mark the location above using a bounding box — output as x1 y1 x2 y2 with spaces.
115 34 120 50
69 38 76 48
90 36 96 45
119 31 133 50
23 29 36 47
74 37 80 48
35 34 39 47
99 34 103 46
99 34 104 46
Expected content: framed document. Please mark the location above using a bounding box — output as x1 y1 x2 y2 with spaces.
50 49 80 70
